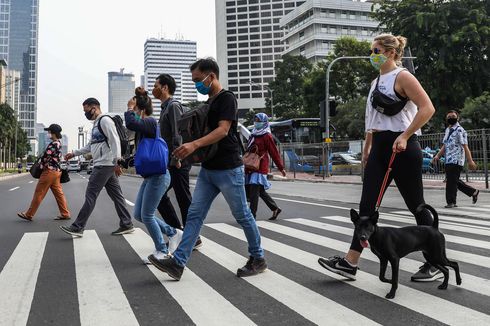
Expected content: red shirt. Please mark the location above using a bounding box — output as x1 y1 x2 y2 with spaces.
245 133 284 175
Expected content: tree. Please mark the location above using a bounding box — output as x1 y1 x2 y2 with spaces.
267 55 312 119
460 91 490 130
330 97 367 140
244 109 256 127
372 0 490 131
0 103 30 162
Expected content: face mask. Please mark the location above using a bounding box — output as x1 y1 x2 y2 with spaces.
195 75 212 95
84 108 95 120
254 122 265 129
370 53 388 70
447 117 458 125
135 112 142 120
152 86 161 99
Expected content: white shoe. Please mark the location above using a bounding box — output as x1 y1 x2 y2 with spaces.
168 229 184 254
142 250 167 264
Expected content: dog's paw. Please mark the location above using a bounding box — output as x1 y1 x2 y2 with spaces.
437 283 448 290
456 278 462 285
385 291 396 299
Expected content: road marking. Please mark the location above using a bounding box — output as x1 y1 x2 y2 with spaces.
125 199 135 207
73 230 138 326
208 223 490 326
272 197 350 211
258 219 490 297
199 235 380 326
29 181 33 184
124 228 255 326
8 187 19 191
0 232 48 326
392 211 490 227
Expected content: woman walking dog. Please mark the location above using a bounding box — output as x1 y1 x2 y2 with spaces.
318 34 440 282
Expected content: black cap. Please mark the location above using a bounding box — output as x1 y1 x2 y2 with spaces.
44 124 62 134
83 97 100 106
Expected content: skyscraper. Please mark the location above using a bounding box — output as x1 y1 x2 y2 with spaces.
144 38 197 116
108 69 135 113
0 0 39 149
215 0 305 116
4 69 21 118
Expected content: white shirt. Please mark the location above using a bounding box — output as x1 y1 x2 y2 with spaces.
365 67 421 135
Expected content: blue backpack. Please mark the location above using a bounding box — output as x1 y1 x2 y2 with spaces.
134 124 169 177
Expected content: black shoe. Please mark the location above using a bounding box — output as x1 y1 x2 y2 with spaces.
411 262 444 282
111 225 135 235
193 237 203 251
318 256 357 280
472 190 479 204
237 256 267 277
59 225 84 237
148 255 184 281
269 208 282 221
444 203 457 208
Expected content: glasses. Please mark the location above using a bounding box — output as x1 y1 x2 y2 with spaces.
370 47 382 55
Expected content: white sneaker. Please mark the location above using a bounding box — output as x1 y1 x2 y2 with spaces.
142 250 167 264
168 229 184 254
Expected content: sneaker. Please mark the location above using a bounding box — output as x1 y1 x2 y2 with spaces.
168 229 183 254
318 256 357 280
237 256 267 277
148 255 184 281
59 225 83 237
193 237 203 251
142 250 167 265
111 225 135 235
411 262 444 282
472 190 479 204
444 203 457 208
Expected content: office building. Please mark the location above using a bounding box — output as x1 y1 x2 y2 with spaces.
0 0 40 143
144 38 198 115
215 0 305 115
0 59 6 103
35 123 48 156
61 134 68 155
108 68 135 113
5 69 21 120
280 0 378 62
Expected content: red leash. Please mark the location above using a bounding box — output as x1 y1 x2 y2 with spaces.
375 151 397 211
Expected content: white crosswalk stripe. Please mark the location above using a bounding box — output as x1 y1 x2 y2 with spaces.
391 210 490 226
1 212 489 326
394 206 490 220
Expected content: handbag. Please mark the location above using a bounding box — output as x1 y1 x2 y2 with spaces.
134 123 169 177
29 157 43 179
243 145 263 171
60 168 70 183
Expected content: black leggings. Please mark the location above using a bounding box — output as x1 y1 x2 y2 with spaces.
246 184 279 218
350 131 433 253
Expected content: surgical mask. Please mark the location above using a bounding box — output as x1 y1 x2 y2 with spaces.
447 117 458 125
370 53 388 70
84 108 95 120
195 75 212 95
152 86 162 99
254 122 265 129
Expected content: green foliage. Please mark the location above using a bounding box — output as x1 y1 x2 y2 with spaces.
0 103 30 160
460 91 490 129
372 0 490 132
244 109 256 128
330 97 367 140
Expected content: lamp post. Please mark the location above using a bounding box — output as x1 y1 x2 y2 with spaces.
248 80 274 121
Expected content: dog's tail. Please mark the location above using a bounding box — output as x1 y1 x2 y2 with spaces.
416 204 439 229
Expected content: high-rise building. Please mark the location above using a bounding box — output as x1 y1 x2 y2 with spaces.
1 0 40 144
0 59 6 104
144 38 198 115
215 0 305 116
35 123 48 156
5 69 21 121
280 0 378 62
108 69 135 113
61 134 68 155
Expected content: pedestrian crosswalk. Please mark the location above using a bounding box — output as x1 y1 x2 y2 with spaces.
0 212 489 326
394 204 490 220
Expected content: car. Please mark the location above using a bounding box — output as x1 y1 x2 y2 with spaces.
422 150 445 173
86 160 94 174
67 160 81 173
60 161 67 170
26 162 33 172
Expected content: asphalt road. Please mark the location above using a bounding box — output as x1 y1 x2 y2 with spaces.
0 172 489 326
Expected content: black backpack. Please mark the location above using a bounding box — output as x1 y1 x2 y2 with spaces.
97 115 130 158
177 90 236 164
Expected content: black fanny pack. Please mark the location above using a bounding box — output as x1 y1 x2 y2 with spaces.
370 75 408 116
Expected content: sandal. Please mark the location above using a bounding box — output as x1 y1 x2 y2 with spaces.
54 216 71 220
17 212 32 221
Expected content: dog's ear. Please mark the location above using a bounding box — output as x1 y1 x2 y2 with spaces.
350 209 360 223
371 211 379 224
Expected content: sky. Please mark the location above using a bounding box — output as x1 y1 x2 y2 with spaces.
37 0 216 150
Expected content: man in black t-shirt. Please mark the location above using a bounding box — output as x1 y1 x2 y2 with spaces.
148 58 267 281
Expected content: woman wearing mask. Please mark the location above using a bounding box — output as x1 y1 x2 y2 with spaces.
125 87 183 263
318 34 439 283
245 113 286 220
18 124 70 221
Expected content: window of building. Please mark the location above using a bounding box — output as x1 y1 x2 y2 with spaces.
228 29 237 35
241 93 251 99
299 31 304 41
237 0 247 5
252 93 263 98
227 15 236 21
350 12 357 20
227 36 237 41
264 77 274 83
229 79 238 85
226 8 236 14
251 63 261 69
299 46 305 56
262 25 272 32
263 48 273 54
263 70 274 76
273 32 282 38
273 10 283 16
239 57 249 62
262 55 273 61
239 35 249 40
251 70 261 76
249 12 259 19
238 28 248 33
238 20 248 26
228 57 238 63
250 41 261 47
273 47 283 52
229 72 238 77
341 11 347 19
228 50 237 56
362 28 368 36
250 5 259 11
228 65 238 71
251 48 261 54
321 24 327 33
239 42 249 48
228 43 237 49
261 19 271 24
250 34 260 40
237 6 247 12
320 9 327 18
250 27 259 33
227 22 236 28
330 26 337 34
273 18 281 24
262 11 271 17
239 64 250 69
239 71 250 77
250 19 260 26
262 33 273 39
285 2 295 8
263 62 273 68
226 1 235 6
239 49 249 55
251 56 261 62
229 86 238 92
329 10 336 18
262 40 272 46
238 14 247 19
261 4 271 10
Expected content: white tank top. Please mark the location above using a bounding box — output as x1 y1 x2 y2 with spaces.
365 67 421 135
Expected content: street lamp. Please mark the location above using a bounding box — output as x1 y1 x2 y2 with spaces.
248 80 274 121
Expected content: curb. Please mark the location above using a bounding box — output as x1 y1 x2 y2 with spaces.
0 172 29 182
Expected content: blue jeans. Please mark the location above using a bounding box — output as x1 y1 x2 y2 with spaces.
134 173 176 253
173 166 264 266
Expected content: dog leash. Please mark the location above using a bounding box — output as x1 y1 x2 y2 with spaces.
375 151 397 212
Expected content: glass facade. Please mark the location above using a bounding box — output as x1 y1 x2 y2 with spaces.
108 70 135 113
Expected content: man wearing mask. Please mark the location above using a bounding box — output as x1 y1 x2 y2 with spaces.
433 110 479 208
59 98 134 237
153 74 200 248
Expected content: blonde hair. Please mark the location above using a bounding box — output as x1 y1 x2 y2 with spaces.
374 34 407 64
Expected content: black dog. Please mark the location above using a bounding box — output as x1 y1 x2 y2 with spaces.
351 204 462 299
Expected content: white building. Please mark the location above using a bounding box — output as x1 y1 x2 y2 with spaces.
280 0 378 62
144 38 198 115
4 69 21 117
215 0 305 116
108 69 135 113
